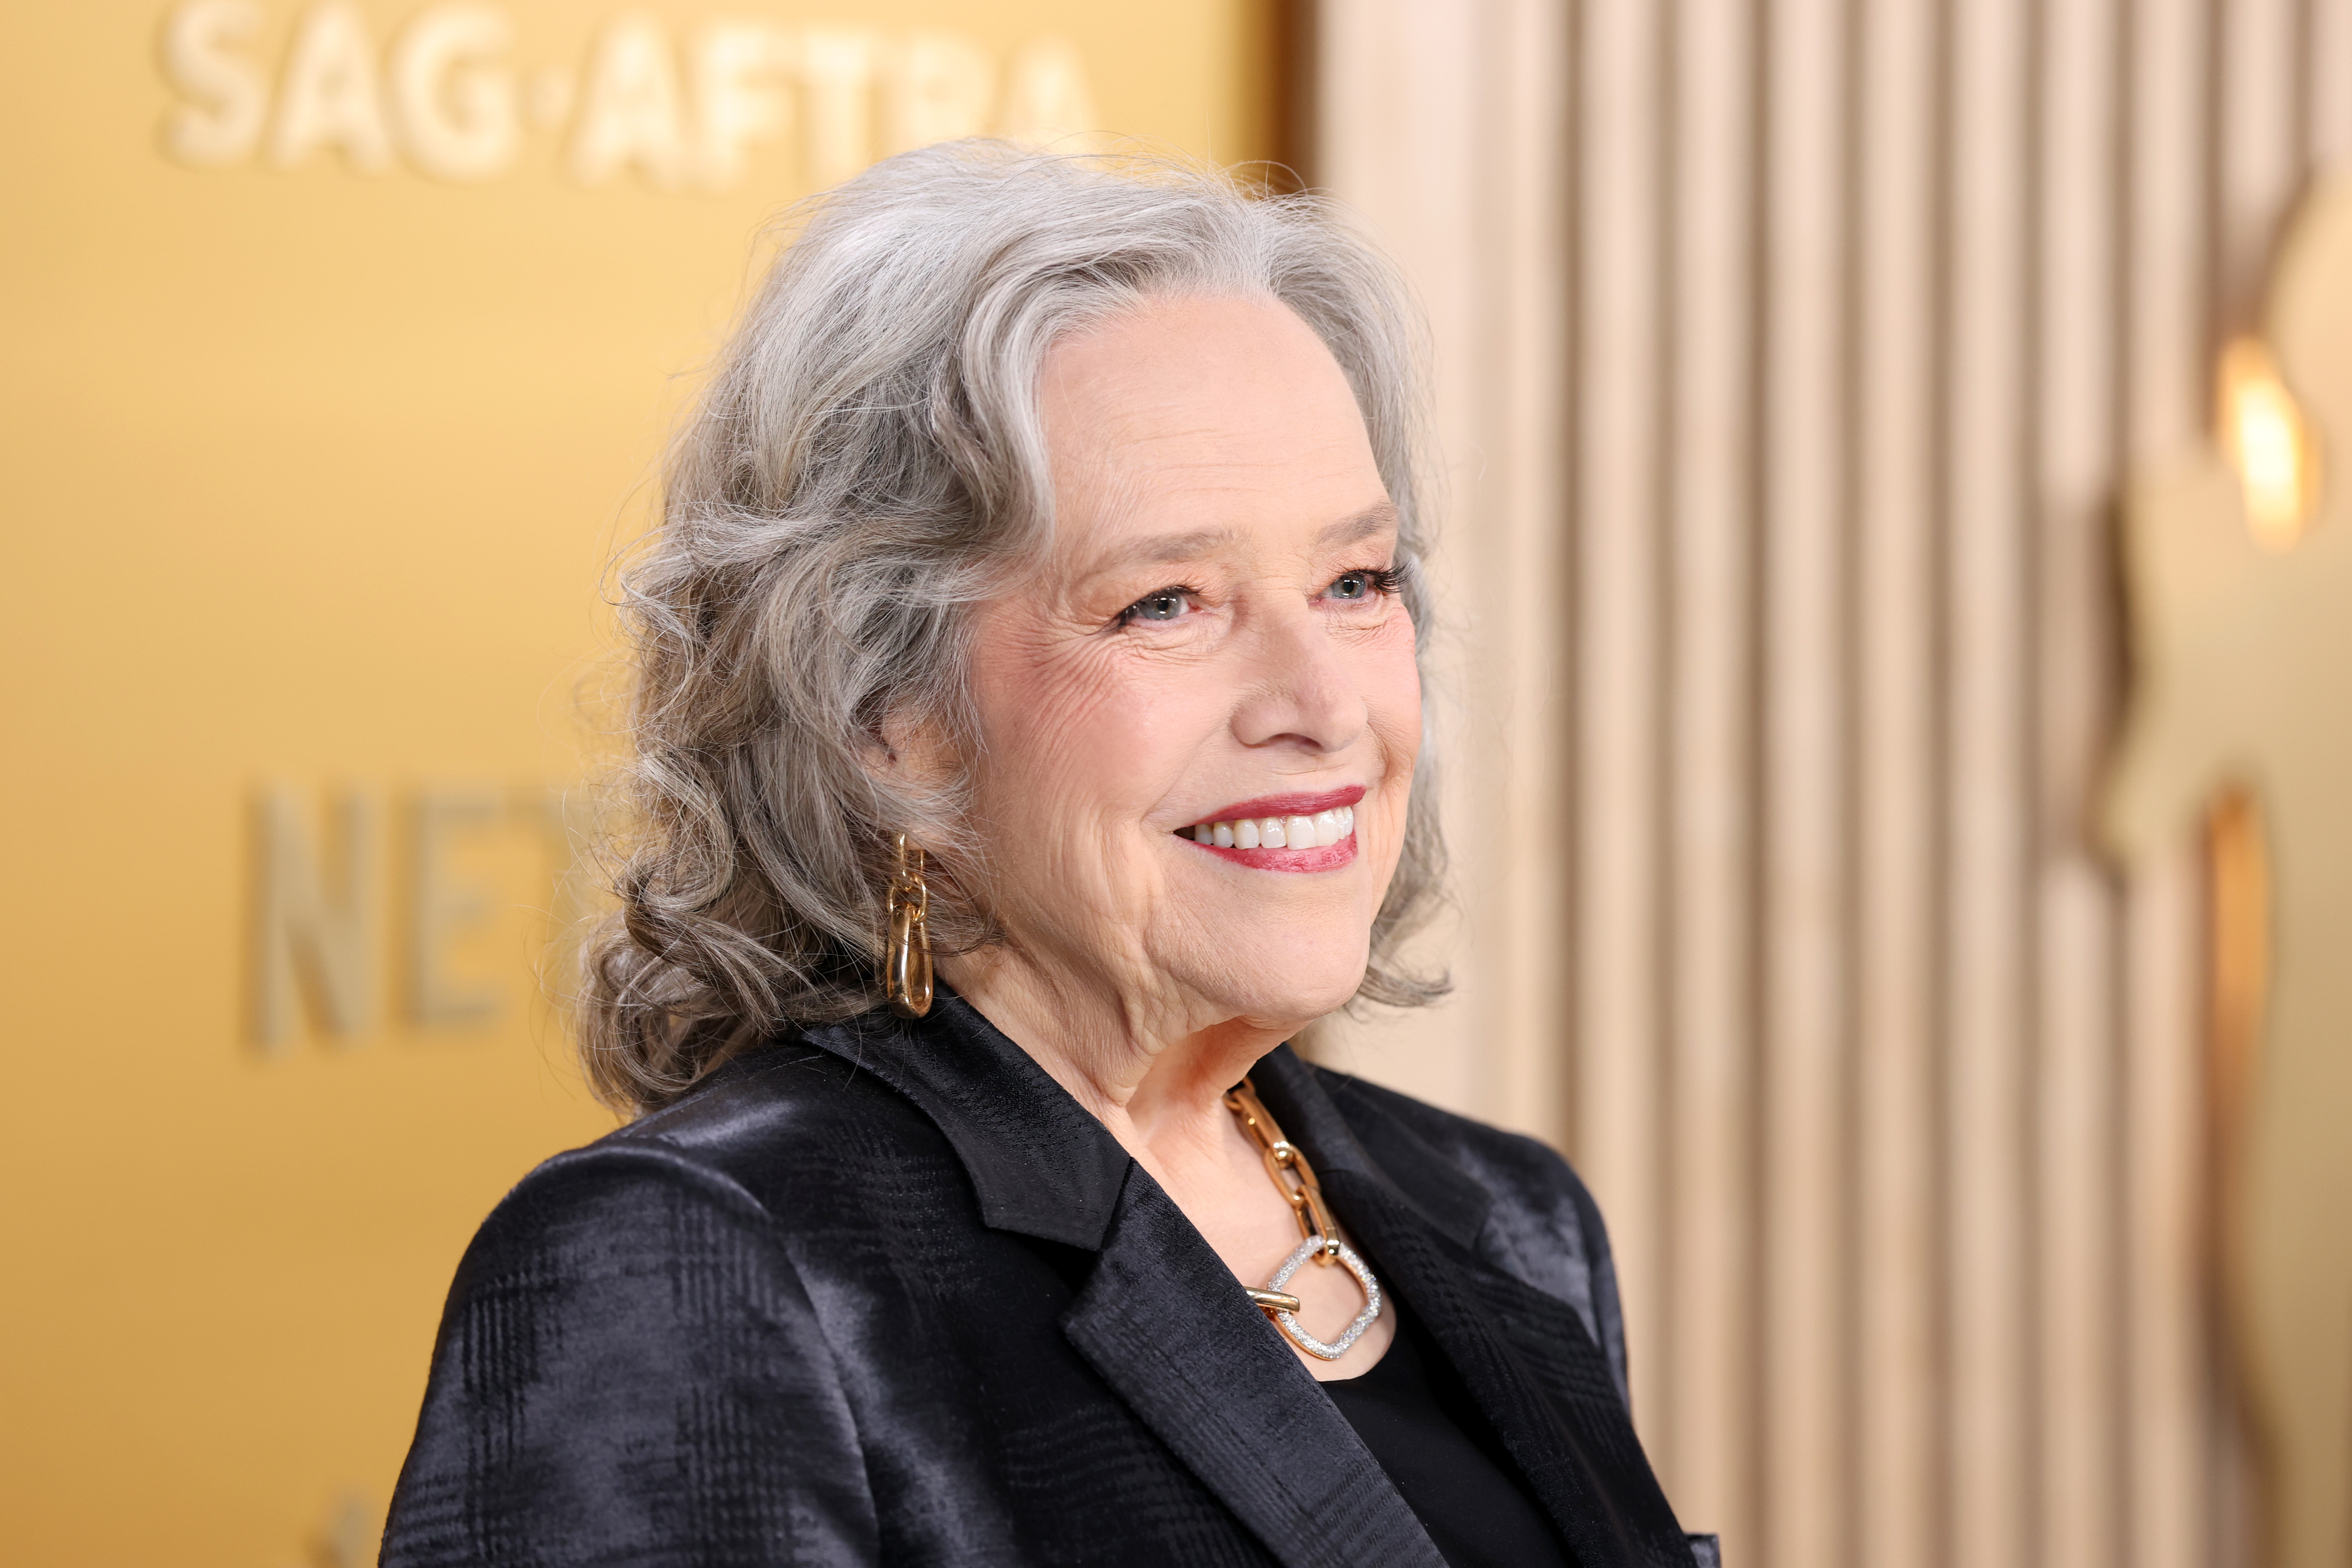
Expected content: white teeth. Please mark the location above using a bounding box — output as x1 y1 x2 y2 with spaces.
1183 803 1361 850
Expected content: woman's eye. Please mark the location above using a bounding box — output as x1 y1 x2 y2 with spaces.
1122 588 1193 623
1324 566 1399 603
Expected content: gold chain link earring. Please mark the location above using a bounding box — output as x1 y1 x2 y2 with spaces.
883 832 933 1018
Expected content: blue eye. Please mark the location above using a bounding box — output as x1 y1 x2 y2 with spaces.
1325 566 1400 602
1123 588 1192 623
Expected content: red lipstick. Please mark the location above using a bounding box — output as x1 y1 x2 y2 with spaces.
1189 784 1365 823
1172 785 1366 874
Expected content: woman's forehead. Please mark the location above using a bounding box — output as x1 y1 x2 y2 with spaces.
1037 299 1385 562
1040 297 1361 450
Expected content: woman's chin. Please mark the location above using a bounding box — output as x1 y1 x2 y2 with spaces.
1176 944 1370 1034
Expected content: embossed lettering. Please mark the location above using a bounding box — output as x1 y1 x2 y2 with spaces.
159 0 269 166
403 788 506 1028
250 787 380 1049
568 13 690 190
389 4 518 182
271 2 395 172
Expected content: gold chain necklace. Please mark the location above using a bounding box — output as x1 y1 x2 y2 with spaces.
1223 1077 1384 1360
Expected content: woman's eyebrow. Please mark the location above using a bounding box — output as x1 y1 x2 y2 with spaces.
1081 502 1400 586
1112 526 1242 568
1316 501 1400 549
1064 527 1236 603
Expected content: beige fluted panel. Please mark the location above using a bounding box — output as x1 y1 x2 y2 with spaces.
1946 0 2033 1561
2316 0 2352 166
1855 0 1941 1560
1305 2 2322 1561
1573 0 1668 1440
1473 0 1572 1173
1310 0 1573 1147
1760 0 1848 1562
1312 0 1482 1119
2125 0 2214 1563
2123 3 2208 781
2220 0 2303 317
2036 3 2125 1567
1666 0 1756 1549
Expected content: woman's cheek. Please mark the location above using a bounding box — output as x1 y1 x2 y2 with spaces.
971 627 1128 771
1364 639 1422 866
991 649 1229 824
1362 630 1422 770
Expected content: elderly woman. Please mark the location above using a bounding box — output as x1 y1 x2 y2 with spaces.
384 146 1708 1568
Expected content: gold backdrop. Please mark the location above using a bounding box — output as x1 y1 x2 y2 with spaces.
0 5 1277 1563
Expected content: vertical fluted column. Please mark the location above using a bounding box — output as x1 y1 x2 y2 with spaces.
2124 0 2217 1557
1573 0 1671 1443
1311 0 1573 1144
1666 0 1759 1548
1942 0 2035 1560
1759 0 1853 1561
2220 0 2304 318
2314 0 2352 165
1307 0 2316 1557
1854 0 1942 1558
2035 2 2127 1565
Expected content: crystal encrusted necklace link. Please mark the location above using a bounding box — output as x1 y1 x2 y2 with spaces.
1224 1077 1384 1361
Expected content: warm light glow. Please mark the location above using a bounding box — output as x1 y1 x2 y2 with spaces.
2218 336 2323 551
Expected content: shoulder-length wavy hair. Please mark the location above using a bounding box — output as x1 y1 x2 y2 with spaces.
582 142 1448 1114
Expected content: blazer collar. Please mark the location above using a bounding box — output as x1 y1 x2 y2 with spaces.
1249 1054 1690 1563
796 990 1131 1249
1348 1169 1693 1563
792 989 1492 1257
795 997 1449 1566
1063 1166 1450 1568
794 997 1688 1564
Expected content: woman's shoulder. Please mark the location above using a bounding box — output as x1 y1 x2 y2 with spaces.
390 1042 893 1563
477 1037 963 1259
1307 1061 1603 1222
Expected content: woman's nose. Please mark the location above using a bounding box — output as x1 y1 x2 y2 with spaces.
1229 603 1370 754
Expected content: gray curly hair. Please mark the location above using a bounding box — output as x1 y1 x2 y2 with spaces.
581 141 1449 1113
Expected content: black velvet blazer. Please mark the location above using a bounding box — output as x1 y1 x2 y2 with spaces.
382 993 1715 1567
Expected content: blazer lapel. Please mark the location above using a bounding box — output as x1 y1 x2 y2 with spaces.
1062 1167 1448 1568
1328 1170 1693 1568
797 1005 1653 1564
1247 1051 1690 1566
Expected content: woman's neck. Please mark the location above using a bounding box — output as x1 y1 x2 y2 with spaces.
939 940 1395 1381
937 944 1293 1166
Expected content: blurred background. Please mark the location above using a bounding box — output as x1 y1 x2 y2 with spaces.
6 3 2348 1566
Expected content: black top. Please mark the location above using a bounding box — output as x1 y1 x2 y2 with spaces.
1325 1305 1574 1567
382 991 1709 1567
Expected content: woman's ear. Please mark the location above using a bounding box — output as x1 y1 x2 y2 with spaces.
869 702 956 787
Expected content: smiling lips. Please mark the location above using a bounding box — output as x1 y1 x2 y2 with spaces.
1175 787 1364 871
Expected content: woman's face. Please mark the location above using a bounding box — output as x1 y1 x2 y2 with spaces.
946 294 1420 1037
